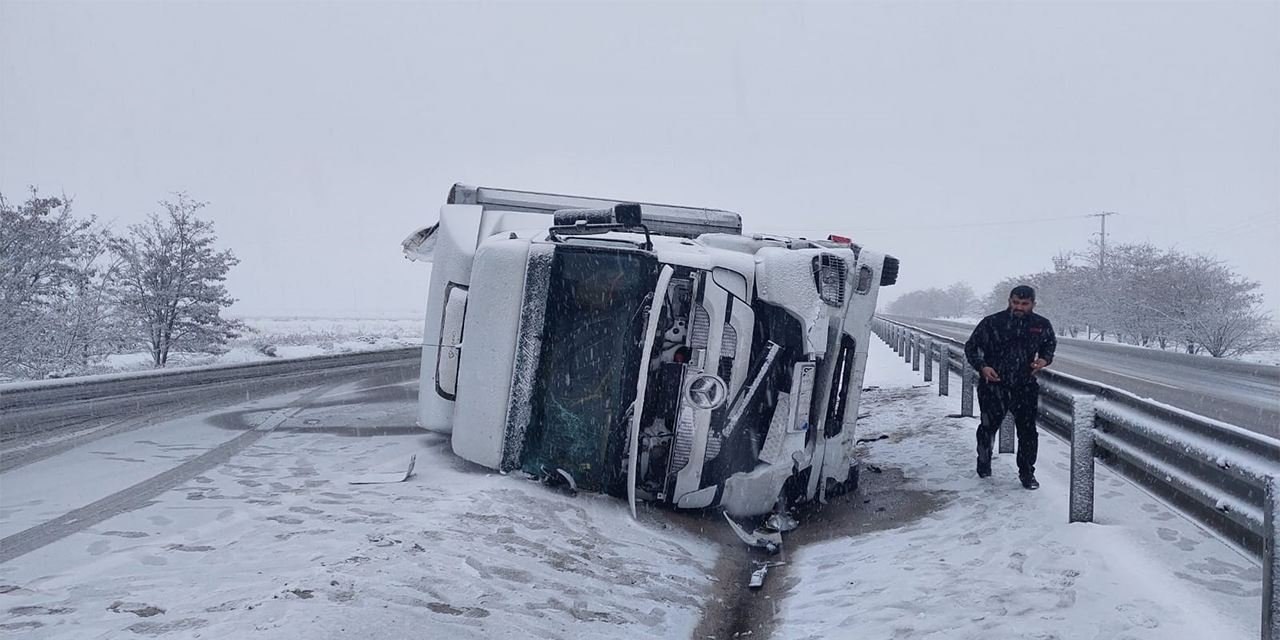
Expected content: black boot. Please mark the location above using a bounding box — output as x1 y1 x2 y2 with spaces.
976 434 993 478
976 457 991 478
1020 474 1039 490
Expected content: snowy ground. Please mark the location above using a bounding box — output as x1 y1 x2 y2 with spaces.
0 335 1264 639
0 376 718 639
56 315 426 380
776 337 1263 639
1238 348 1280 367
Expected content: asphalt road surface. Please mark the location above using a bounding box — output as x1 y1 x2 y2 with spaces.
887 316 1280 439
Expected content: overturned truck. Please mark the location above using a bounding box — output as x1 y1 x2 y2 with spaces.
402 184 898 517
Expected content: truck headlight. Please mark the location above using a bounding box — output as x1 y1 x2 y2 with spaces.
812 254 848 306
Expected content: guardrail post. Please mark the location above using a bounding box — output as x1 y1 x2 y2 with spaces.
912 334 922 372
1069 395 1096 524
960 367 975 417
904 331 913 364
938 345 950 396
923 339 933 382
999 414 1015 454
1264 474 1277 640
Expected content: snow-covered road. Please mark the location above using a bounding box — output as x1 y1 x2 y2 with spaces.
0 377 718 638
0 338 1264 638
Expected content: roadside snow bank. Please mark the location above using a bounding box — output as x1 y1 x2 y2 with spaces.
10 316 425 383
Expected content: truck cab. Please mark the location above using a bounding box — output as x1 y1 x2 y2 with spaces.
403 184 898 517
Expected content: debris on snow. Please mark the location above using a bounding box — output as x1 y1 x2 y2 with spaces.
346 454 416 484
764 512 799 533
748 561 786 589
107 601 166 617
724 512 782 553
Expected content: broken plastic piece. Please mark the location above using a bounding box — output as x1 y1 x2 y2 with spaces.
555 468 578 493
347 454 417 485
747 561 786 589
764 512 799 533
724 512 783 551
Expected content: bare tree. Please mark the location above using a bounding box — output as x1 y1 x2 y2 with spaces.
110 194 243 367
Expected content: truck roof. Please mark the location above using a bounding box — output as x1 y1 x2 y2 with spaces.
449 183 742 238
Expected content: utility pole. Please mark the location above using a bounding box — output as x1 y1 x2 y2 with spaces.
1087 212 1119 270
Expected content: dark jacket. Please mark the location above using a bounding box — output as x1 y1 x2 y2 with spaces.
964 310 1057 386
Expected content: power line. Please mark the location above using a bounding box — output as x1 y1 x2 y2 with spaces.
1086 211 1119 270
1195 211 1280 240
759 213 1096 236
861 214 1095 233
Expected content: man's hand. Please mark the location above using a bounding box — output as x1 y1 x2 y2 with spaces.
1030 358 1049 375
980 366 1001 383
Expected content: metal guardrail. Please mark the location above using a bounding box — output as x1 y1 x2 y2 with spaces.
0 347 423 440
872 317 1279 640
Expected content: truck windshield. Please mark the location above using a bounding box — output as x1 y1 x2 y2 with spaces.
520 246 659 493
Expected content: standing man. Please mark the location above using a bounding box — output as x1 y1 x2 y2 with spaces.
964 285 1056 489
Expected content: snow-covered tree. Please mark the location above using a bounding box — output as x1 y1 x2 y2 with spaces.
0 189 116 379
887 282 980 318
989 242 1274 357
887 287 947 318
45 229 130 370
942 282 978 318
1158 253 1274 357
110 194 243 367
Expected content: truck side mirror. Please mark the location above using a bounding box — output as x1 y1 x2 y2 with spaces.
614 203 642 227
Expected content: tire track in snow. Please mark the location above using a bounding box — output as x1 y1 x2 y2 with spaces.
0 382 342 564
679 460 943 639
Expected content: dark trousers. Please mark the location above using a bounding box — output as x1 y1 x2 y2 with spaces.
975 381 1040 477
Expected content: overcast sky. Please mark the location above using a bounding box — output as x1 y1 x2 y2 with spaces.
3 1 1277 317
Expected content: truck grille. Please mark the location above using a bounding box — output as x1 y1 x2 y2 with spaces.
670 407 697 472
720 323 737 358
691 305 711 350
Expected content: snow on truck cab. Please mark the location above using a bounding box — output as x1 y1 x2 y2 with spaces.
402 184 899 518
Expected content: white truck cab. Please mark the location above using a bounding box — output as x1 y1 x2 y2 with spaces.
403 184 898 517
